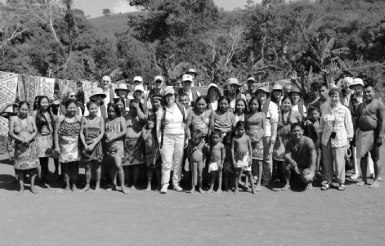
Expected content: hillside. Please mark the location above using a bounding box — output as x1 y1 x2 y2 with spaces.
89 12 139 41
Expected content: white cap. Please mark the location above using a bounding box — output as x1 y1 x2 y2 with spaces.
182 74 193 82
134 85 144 93
133 76 143 83
350 78 364 87
154 75 164 82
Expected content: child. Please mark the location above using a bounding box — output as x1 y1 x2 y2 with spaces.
179 92 191 116
207 129 226 193
231 121 255 194
142 117 161 191
185 130 206 193
304 106 321 174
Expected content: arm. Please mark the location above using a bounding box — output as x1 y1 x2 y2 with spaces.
231 138 236 167
135 102 147 121
220 144 226 169
270 103 278 142
110 117 127 141
186 110 192 140
344 108 354 141
0 102 13 117
79 117 87 148
284 140 297 166
377 102 385 139
156 109 163 147
8 117 24 142
208 111 215 137
95 117 105 144
54 116 64 152
248 137 252 165
308 144 317 172
317 116 325 147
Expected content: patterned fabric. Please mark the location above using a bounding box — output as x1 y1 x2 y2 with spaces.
81 117 103 163
105 118 124 158
58 121 81 163
82 80 98 103
144 129 160 169
57 79 78 99
17 74 40 105
39 77 55 100
36 134 53 157
13 117 39 170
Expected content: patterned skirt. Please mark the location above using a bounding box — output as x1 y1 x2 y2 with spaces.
59 135 80 163
36 133 53 158
123 137 144 166
14 140 39 170
251 140 263 160
81 130 103 163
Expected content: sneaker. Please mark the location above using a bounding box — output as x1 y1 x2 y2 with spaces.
173 184 183 192
337 184 346 191
160 185 168 194
321 183 330 191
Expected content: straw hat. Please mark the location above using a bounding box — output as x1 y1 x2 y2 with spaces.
114 83 129 94
272 84 283 92
227 78 243 87
90 88 107 99
256 85 270 94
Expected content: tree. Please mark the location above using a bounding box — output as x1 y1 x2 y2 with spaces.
103 8 111 22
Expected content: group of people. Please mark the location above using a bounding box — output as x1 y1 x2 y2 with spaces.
1 71 384 194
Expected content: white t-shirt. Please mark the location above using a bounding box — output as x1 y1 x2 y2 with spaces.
163 104 185 136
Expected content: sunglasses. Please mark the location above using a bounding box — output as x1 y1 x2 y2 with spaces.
155 80 162 84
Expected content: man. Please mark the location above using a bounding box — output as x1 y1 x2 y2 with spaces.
100 75 115 104
283 123 316 191
310 84 329 116
186 68 198 86
255 86 278 185
349 78 364 118
244 76 256 102
177 74 200 107
356 84 385 188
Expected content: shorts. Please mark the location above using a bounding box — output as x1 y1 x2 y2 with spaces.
235 152 251 171
208 162 218 173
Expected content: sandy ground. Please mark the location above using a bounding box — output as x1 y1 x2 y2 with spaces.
1 154 385 246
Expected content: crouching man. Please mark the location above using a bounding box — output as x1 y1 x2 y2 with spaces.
282 123 316 191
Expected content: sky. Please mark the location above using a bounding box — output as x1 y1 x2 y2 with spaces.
73 0 251 17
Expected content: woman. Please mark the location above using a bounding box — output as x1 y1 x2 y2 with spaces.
271 84 283 107
104 103 128 194
157 86 186 194
206 83 221 111
33 96 54 186
80 101 105 192
289 87 307 118
9 101 39 193
245 97 266 191
54 99 82 191
187 96 211 140
114 98 127 117
58 89 82 117
123 98 147 189
209 96 235 192
273 96 302 183
318 87 353 191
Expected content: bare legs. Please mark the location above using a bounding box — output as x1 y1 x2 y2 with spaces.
146 168 161 191
110 156 128 194
83 162 102 192
18 169 38 194
188 162 204 193
235 169 255 194
62 162 79 191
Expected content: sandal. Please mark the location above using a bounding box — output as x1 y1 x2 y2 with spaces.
337 184 346 191
321 183 330 191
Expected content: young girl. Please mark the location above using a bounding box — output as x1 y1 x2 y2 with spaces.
245 97 266 191
80 101 105 192
207 129 226 193
105 103 128 194
232 121 255 194
185 130 206 193
142 116 161 191
233 98 247 127
209 96 235 192
9 101 39 193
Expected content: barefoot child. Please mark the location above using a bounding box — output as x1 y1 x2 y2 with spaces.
232 121 255 194
207 129 226 193
305 106 321 176
142 117 161 191
185 129 206 193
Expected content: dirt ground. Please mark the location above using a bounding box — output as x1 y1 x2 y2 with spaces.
1 154 385 246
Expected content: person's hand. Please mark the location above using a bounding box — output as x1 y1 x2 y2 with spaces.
377 137 383 147
218 161 223 170
53 148 60 158
316 139 321 148
132 100 140 109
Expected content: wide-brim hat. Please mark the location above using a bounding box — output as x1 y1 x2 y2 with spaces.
114 83 129 94
272 84 283 91
207 83 222 96
288 87 302 96
227 78 243 87
90 88 107 99
342 77 354 87
256 86 270 94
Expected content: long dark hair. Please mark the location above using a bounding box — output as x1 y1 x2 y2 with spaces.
193 96 208 112
36 96 54 133
107 103 121 117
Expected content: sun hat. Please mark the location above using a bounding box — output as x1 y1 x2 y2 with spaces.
90 88 107 99
114 83 130 94
134 85 145 93
133 76 143 83
227 78 243 87
207 83 222 97
182 74 194 83
350 78 364 87
272 84 283 91
256 85 270 94
288 87 302 96
247 77 256 83
163 86 175 96
342 77 354 87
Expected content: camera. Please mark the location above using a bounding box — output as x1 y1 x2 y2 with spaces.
330 131 337 139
